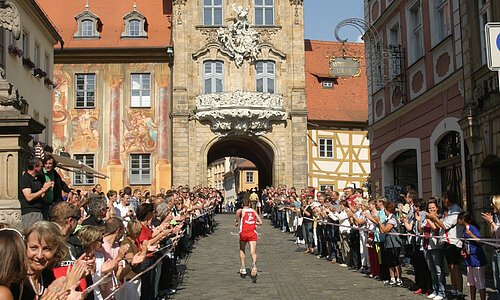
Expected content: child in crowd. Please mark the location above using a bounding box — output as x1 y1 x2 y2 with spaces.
458 211 488 300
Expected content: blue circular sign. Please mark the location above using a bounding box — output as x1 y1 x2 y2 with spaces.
497 33 500 51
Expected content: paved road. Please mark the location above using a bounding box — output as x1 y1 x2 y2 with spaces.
172 213 435 300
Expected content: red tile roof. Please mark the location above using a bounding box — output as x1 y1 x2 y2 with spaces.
234 158 256 169
36 0 171 49
305 39 368 123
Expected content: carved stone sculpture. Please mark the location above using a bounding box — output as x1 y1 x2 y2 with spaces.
217 4 260 67
0 1 21 39
194 90 287 136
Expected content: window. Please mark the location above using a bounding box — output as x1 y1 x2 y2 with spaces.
255 61 275 93
246 171 254 183
319 138 334 158
436 132 462 201
478 0 491 65
255 0 274 26
8 31 15 46
22 30 29 58
322 81 333 89
373 39 384 90
74 154 95 185
81 20 94 37
122 11 147 38
75 74 96 108
204 61 223 93
408 1 423 63
130 154 151 185
131 73 151 107
436 0 450 42
44 53 50 74
203 0 223 26
393 150 418 192
75 10 100 38
388 21 402 78
319 184 334 192
34 43 40 67
129 20 141 36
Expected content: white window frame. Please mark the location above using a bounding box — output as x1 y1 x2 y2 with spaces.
387 18 401 79
319 138 334 158
44 52 50 74
430 0 451 46
81 19 94 37
478 0 491 65
204 61 224 94
203 0 223 26
255 0 274 26
34 42 40 67
129 19 141 36
74 154 95 185
22 30 29 58
255 61 275 93
75 73 96 108
130 73 151 107
246 171 254 183
407 0 423 65
130 154 152 185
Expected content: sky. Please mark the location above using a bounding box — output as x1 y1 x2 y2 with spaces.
304 0 365 43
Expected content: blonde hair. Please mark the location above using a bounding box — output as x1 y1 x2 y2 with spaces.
78 225 105 253
26 221 68 267
492 195 500 213
126 220 143 239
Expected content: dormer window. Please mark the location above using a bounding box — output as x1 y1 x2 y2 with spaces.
74 10 101 39
322 80 333 89
122 10 147 38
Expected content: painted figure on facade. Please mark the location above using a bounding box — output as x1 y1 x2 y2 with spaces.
122 108 157 153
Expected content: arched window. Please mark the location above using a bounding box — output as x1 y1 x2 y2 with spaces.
393 149 418 193
204 61 224 93
255 61 275 93
436 131 462 200
129 19 141 36
81 19 94 37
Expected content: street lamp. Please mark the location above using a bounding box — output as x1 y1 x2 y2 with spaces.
166 45 174 60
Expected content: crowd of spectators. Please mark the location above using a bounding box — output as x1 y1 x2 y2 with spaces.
258 185 499 300
4 156 222 300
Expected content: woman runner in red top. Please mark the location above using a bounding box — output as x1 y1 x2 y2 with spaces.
235 193 262 277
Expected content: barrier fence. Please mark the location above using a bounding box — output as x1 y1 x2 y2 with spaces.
94 208 216 300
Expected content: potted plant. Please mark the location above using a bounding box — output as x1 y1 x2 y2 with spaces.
8 45 23 58
22 57 36 69
33 67 47 79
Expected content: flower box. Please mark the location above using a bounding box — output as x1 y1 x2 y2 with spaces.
8 45 23 58
22 57 36 69
33 67 47 79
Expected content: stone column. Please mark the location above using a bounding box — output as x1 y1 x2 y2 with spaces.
155 75 172 191
0 105 44 229
106 76 124 191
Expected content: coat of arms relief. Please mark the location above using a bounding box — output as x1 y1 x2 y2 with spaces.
217 4 260 68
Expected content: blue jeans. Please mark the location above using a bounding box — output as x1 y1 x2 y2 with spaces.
302 222 314 248
493 251 500 294
424 249 446 297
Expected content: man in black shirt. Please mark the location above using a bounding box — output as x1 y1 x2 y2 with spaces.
19 158 53 231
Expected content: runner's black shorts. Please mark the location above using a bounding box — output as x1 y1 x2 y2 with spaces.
444 244 462 265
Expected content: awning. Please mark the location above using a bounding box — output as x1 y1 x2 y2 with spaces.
44 151 109 179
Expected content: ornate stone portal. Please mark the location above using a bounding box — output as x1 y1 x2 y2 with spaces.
194 90 287 136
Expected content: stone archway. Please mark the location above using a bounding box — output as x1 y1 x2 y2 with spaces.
207 136 275 189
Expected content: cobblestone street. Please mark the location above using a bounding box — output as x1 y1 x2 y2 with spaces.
173 214 426 299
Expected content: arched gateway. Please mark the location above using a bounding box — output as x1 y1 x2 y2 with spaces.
170 0 308 189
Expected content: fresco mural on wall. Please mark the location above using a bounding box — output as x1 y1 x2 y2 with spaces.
122 108 158 153
70 109 100 152
52 68 71 154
